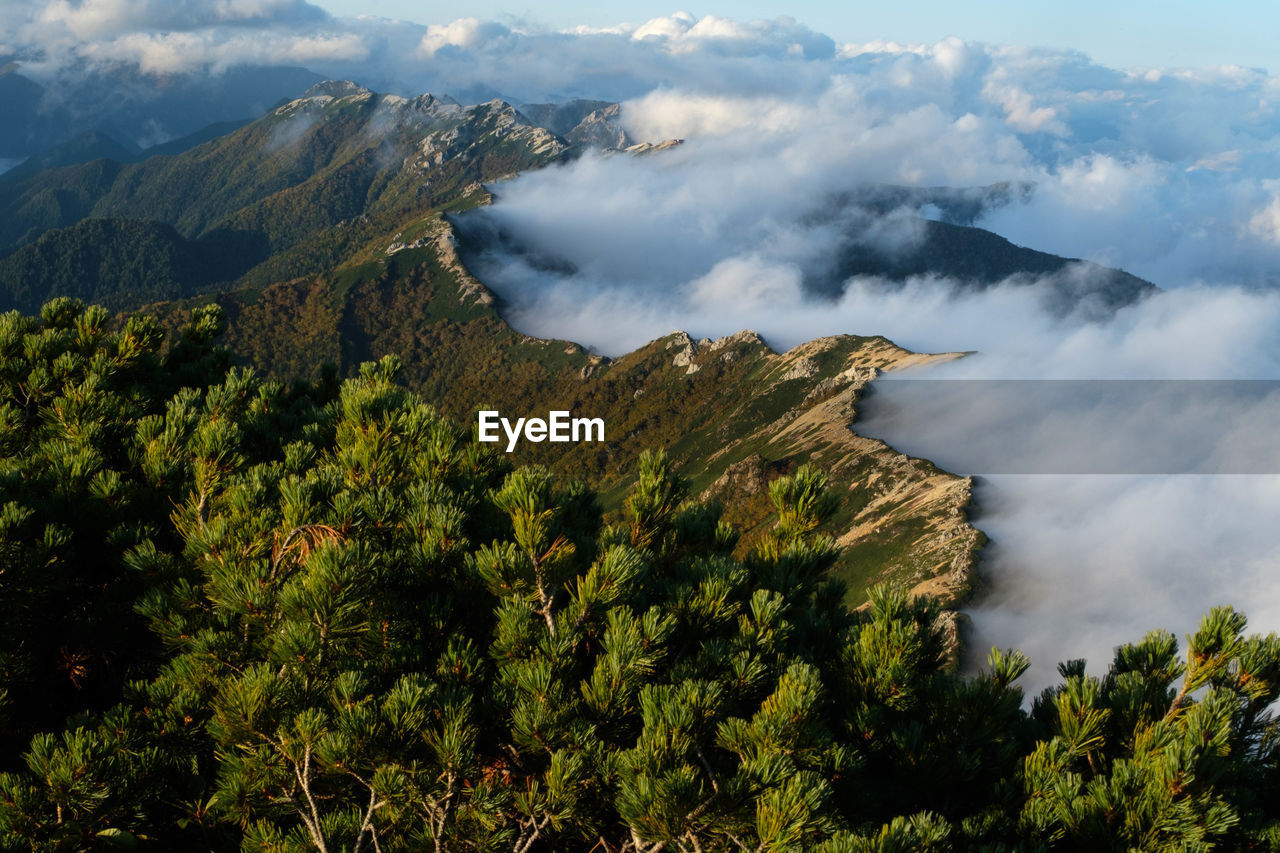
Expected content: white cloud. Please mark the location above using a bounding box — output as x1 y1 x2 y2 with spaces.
629 11 697 42
982 80 1067 135
81 29 366 74
965 475 1280 694
38 0 326 39
1247 189 1280 245
418 18 511 58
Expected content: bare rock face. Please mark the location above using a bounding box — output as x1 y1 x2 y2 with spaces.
565 104 634 150
302 80 372 99
705 454 773 498
624 139 684 155
517 99 683 155
780 357 819 381
708 330 765 351
668 333 703 374
933 611 971 672
642 326 982 647
516 100 611 134
416 101 568 170
517 100 634 150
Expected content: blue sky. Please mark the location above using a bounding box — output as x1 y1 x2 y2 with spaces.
316 0 1278 71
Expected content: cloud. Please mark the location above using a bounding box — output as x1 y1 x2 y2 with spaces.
1247 188 1280 245
5 0 337 80
38 0 326 39
964 474 1280 695
982 80 1068 135
2 6 844 100
78 29 366 74
418 18 512 58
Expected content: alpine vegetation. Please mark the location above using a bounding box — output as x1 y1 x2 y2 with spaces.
1 299 1280 850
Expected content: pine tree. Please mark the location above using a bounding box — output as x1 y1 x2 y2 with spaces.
4 299 1280 851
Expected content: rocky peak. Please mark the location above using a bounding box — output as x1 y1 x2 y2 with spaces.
414 99 567 170
563 104 634 150
516 99 615 136
300 80 374 100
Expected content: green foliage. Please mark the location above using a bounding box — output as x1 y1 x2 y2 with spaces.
0 218 267 314
1020 608 1280 850
0 298 243 760
1 299 1279 851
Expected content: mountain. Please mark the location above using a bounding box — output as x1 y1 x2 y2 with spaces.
137 118 255 158
0 81 646 251
801 191 1158 313
519 99 637 148
815 211 1157 315
0 62 323 160
852 181 1035 226
0 80 1152 315
0 63 49 159
143 214 983 631
0 81 1172 621
517 99 616 135
0 120 258 182
0 81 664 320
0 130 140 182
0 83 585 277
0 80 1179 628
0 219 266 313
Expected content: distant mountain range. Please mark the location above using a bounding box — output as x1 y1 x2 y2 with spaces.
0 62 323 161
0 78 1157 316
0 81 649 311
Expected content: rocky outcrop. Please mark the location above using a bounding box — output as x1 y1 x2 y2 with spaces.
660 330 979 668
693 333 979 613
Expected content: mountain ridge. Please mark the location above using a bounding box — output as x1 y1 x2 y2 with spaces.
140 210 984 628
0 81 1161 629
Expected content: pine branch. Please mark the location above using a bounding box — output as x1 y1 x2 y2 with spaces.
694 747 719 794
513 814 553 853
348 769 387 853
291 743 329 853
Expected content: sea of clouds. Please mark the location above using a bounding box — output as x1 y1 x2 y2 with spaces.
8 2 1280 689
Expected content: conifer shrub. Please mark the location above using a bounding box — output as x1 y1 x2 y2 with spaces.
0 300 1278 850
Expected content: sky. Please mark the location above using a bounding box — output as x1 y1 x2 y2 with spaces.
317 0 1280 72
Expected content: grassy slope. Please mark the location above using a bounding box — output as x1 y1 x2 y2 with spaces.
156 212 984 615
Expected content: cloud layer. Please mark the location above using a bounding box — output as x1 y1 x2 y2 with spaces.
3 0 356 76
964 474 1280 694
